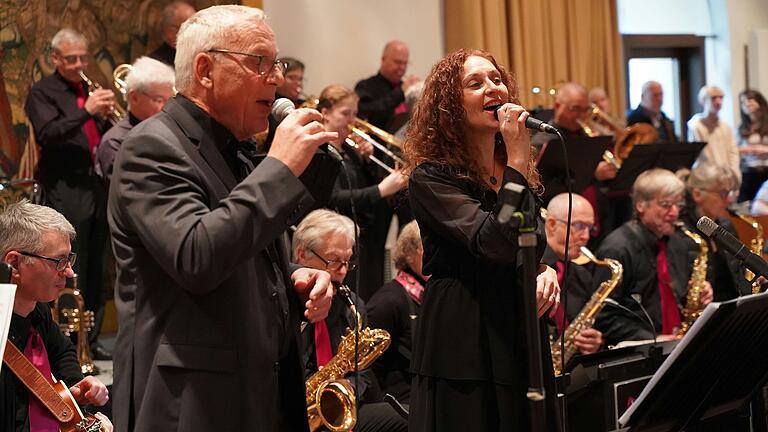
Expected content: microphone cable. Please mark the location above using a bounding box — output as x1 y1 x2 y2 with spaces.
603 298 658 346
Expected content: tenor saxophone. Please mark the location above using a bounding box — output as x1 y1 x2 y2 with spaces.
676 227 709 337
551 247 622 376
305 286 391 432
737 214 764 294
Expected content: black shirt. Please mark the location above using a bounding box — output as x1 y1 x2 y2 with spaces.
148 42 175 68
354 73 404 131
24 71 109 184
0 304 82 432
594 220 698 345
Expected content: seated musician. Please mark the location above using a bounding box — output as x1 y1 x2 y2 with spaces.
0 200 112 432
594 168 714 346
293 209 408 432
319 85 408 300
543 193 603 355
367 220 428 404
679 164 751 301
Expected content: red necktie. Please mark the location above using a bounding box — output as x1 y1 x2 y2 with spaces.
554 261 567 335
392 82 408 115
24 327 59 432
74 83 102 163
656 239 681 334
314 320 333 368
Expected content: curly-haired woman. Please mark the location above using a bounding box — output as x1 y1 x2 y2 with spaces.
404 49 561 431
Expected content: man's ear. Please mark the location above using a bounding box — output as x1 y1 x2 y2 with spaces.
3 251 19 273
295 247 306 264
194 52 214 88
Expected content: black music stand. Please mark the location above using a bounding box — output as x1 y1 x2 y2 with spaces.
536 136 613 202
0 263 9 283
606 141 705 192
617 292 768 431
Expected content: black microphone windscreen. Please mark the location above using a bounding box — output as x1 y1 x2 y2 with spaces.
696 216 718 237
271 98 295 123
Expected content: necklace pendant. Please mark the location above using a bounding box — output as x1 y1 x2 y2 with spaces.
489 176 498 185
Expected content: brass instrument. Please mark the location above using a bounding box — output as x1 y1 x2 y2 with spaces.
676 227 709 337
344 138 394 174
306 286 391 432
737 214 765 294
551 247 622 376
79 70 126 125
112 63 134 102
52 274 98 375
577 103 658 169
352 117 403 150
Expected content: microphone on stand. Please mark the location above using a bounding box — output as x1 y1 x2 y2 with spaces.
271 98 344 162
604 298 657 345
697 216 768 279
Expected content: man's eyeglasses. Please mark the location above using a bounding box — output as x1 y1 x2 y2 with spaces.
703 188 738 200
310 249 356 272
554 218 597 235
18 251 76 272
567 105 590 113
56 54 91 65
207 49 288 76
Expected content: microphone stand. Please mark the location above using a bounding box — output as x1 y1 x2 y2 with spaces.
503 206 547 432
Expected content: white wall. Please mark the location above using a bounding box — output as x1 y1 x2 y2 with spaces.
263 0 445 98
618 0 768 128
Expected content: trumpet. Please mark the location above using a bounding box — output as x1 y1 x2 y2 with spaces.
52 274 98 375
112 63 134 102
79 70 126 125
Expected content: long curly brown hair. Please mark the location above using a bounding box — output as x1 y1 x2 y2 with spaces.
403 49 542 193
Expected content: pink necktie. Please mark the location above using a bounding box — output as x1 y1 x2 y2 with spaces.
74 83 102 163
314 320 333 368
24 327 59 432
656 239 681 334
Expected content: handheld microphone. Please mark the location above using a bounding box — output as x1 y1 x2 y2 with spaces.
271 98 344 162
494 108 558 134
697 216 768 279
603 297 657 344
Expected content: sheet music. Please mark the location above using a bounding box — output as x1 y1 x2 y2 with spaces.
0 284 17 375
618 299 725 426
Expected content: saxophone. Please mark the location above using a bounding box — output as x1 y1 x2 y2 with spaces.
551 247 623 376
676 227 709 337
305 287 391 432
737 214 764 294
52 274 98 375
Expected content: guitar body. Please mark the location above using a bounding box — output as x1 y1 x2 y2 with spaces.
53 380 103 432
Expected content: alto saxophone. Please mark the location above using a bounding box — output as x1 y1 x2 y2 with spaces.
737 214 764 294
305 286 391 432
676 227 709 337
52 274 98 375
551 247 622 376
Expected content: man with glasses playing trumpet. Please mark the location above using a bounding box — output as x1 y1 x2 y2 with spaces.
25 27 113 362
95 56 175 187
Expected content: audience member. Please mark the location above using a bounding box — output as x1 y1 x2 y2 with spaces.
737 89 768 202
687 85 740 181
626 80 678 142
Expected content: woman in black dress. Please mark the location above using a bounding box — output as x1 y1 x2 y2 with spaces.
403 49 561 431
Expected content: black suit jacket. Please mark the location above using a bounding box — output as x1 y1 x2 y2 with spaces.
626 104 678 142
108 96 314 431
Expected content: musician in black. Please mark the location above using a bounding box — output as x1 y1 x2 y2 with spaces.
626 80 678 142
24 28 113 360
0 200 111 432
293 209 408 432
678 163 752 301
594 169 713 346
542 193 603 355
147 1 195 67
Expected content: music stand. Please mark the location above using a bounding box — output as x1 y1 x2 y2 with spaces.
536 135 613 202
606 142 705 192
617 292 768 431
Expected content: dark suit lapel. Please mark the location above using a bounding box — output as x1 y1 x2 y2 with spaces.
162 98 238 193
